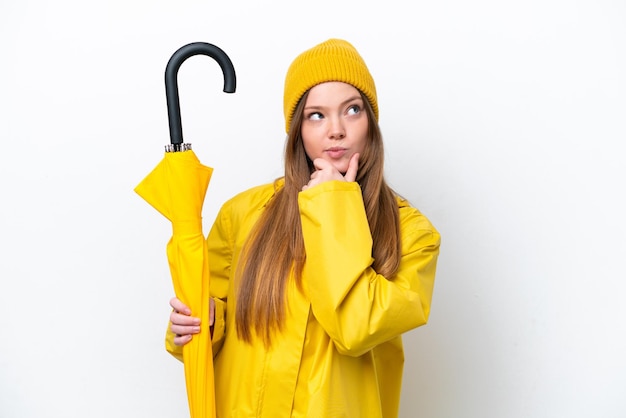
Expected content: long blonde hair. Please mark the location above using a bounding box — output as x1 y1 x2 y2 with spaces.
235 90 401 345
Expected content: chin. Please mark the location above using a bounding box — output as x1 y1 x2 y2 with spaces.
333 165 349 175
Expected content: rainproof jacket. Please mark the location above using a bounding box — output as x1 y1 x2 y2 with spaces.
166 179 440 418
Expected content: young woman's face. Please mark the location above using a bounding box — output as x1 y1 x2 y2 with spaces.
300 82 369 174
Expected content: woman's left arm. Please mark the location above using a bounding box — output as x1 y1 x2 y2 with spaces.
299 180 440 357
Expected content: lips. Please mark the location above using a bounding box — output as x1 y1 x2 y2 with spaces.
325 147 347 159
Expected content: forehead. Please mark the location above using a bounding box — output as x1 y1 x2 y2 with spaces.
305 82 361 105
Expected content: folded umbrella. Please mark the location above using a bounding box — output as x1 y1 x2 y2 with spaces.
134 42 236 418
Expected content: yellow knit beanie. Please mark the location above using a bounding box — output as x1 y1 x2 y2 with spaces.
283 38 378 133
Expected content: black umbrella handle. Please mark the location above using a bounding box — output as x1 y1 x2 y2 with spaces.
165 42 237 148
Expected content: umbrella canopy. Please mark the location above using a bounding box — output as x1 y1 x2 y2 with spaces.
135 42 236 418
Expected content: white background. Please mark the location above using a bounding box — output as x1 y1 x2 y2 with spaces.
1 1 625 417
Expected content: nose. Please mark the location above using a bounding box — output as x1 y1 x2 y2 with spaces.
328 117 346 140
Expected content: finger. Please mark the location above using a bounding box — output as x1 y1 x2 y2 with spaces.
170 310 201 326
169 297 191 315
344 153 359 182
312 158 332 171
209 298 215 326
170 323 201 337
174 334 193 346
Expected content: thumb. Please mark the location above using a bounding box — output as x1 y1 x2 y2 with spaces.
344 153 359 182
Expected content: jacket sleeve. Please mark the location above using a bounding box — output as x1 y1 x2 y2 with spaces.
164 202 233 361
298 180 440 357
205 203 234 355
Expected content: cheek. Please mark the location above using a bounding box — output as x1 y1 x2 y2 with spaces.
354 127 369 153
301 138 312 155
301 135 320 159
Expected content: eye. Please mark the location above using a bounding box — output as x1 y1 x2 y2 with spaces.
307 111 324 121
347 104 361 115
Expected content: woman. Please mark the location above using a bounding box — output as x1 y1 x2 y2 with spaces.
167 38 440 417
